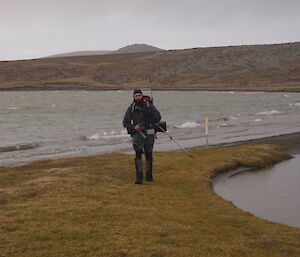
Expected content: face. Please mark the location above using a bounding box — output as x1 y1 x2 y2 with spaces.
133 93 143 102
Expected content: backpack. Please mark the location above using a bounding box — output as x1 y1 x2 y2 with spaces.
130 95 152 115
130 95 167 133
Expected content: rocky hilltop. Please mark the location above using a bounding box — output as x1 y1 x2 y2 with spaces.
0 42 299 91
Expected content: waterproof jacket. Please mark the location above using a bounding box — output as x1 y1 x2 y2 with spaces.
123 100 161 134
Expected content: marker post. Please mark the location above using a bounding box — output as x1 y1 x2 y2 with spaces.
205 117 209 148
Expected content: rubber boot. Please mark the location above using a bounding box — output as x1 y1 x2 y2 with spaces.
145 158 153 182
135 158 143 184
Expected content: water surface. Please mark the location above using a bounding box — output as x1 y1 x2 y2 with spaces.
0 90 299 166
214 154 300 228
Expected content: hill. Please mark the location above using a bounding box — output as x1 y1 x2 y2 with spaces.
0 42 299 91
113 43 163 54
46 44 162 58
47 50 113 58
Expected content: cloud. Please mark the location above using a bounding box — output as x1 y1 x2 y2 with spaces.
0 0 299 60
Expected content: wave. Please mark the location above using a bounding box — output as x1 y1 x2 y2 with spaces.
209 116 237 122
256 110 281 115
175 121 201 129
219 123 229 127
210 91 235 94
289 103 300 107
86 129 129 140
0 143 39 153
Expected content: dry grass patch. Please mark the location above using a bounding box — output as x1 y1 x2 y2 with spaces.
0 145 299 257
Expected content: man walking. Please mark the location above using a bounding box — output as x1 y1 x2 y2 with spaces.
123 89 161 184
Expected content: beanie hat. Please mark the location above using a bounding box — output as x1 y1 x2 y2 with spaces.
133 89 143 95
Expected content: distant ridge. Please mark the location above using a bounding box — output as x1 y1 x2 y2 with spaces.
1 42 299 92
113 44 163 54
47 44 163 58
48 50 113 58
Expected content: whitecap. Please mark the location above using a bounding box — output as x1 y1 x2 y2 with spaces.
284 94 290 98
256 110 281 115
254 118 263 122
175 121 201 129
219 123 228 127
289 103 300 107
87 134 101 140
230 116 238 120
213 91 235 94
86 129 129 140
8 107 19 110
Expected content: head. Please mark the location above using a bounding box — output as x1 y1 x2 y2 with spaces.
133 89 143 102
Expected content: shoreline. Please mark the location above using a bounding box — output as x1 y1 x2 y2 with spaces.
207 131 300 154
0 85 300 93
2 131 300 168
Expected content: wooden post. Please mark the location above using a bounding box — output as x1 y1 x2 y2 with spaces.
205 117 208 148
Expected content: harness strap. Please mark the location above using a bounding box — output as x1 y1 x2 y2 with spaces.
130 102 135 124
130 101 153 127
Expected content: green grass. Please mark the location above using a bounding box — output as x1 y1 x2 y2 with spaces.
0 145 299 257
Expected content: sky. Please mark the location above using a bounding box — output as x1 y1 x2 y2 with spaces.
1 0 299 61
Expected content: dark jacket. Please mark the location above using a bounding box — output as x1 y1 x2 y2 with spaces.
123 100 161 134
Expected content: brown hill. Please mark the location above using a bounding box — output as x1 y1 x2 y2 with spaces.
0 42 299 91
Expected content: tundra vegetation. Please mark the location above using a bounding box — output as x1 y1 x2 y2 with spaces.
1 145 300 257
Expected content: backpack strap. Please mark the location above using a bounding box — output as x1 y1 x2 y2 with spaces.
130 101 153 127
131 102 136 115
146 101 150 111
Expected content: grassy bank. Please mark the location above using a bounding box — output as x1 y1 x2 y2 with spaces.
0 145 300 257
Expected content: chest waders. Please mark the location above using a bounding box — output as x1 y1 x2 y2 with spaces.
131 101 154 184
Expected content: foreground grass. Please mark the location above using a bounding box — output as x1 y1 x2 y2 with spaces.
0 145 299 257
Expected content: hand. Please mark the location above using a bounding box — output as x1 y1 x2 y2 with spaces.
134 124 142 132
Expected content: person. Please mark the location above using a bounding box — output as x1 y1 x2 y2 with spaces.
123 89 161 184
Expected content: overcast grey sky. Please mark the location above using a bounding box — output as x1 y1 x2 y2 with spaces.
1 0 299 60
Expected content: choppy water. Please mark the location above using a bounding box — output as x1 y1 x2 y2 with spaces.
0 90 300 166
213 154 300 228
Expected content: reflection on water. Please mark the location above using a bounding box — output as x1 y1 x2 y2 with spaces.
214 154 300 228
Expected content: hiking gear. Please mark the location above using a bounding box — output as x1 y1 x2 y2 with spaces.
139 131 147 139
146 128 155 135
123 98 161 135
135 158 143 184
145 158 153 182
154 121 167 132
155 122 193 158
143 95 153 103
133 89 143 95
